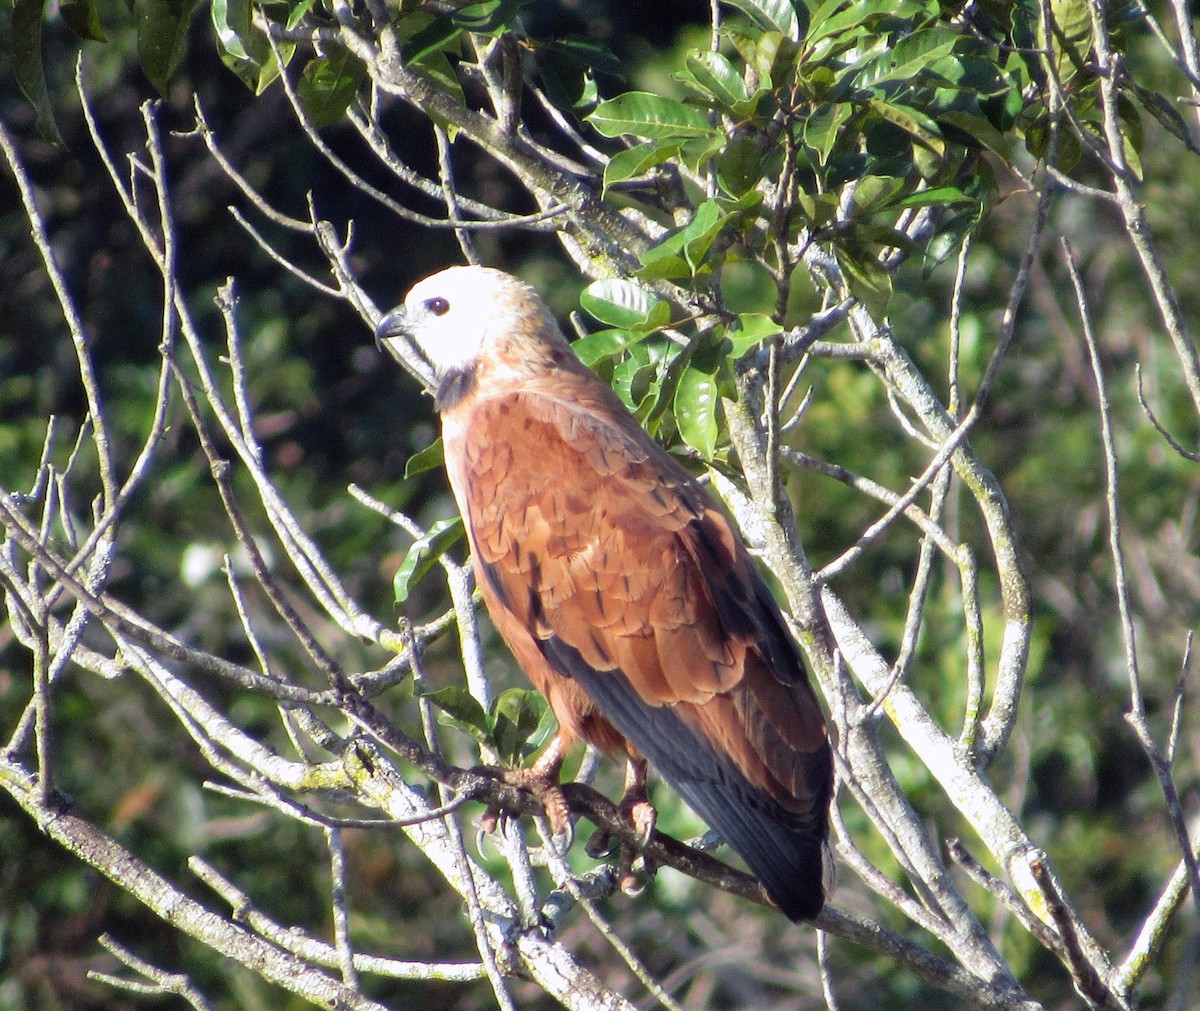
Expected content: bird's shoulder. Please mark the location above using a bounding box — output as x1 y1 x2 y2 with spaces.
447 376 708 539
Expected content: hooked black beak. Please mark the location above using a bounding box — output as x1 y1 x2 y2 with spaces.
374 306 408 354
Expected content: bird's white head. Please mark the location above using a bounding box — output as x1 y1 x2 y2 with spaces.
375 266 549 378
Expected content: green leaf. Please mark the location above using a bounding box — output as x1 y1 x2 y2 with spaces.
1127 83 1200 156
634 255 692 282
612 343 657 412
795 189 840 227
936 109 1010 158
867 98 945 154
804 102 853 164
924 208 979 276
745 29 800 87
535 35 623 76
61 0 106 41
533 37 621 113
927 54 1015 100
394 13 466 130
850 175 904 214
805 0 878 49
212 0 285 93
716 134 763 197
587 92 719 140
602 140 683 194
836 245 893 317
681 134 727 174
571 328 647 367
639 199 741 276
490 689 552 765
1040 0 1091 82
404 438 444 478
852 29 957 90
401 14 465 65
722 0 801 40
297 49 367 127
211 0 250 61
518 694 557 757
403 0 530 58
674 365 721 460
286 0 317 30
139 0 204 96
682 50 751 110
887 184 975 211
580 279 664 329
12 0 64 144
451 0 531 33
728 313 782 357
393 517 465 604
419 685 491 743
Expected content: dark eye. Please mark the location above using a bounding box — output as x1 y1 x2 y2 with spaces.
425 297 449 316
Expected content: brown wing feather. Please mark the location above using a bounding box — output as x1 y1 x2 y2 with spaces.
446 375 832 919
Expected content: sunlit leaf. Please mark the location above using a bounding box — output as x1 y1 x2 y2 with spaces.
212 0 285 93
602 140 684 194
804 102 853 164
806 0 879 49
404 438 444 478
580 279 664 328
924 208 979 276
722 0 801 41
572 328 647 366
419 685 490 743
850 175 904 214
451 0 532 33
612 343 657 412
887 185 976 211
682 50 752 110
639 200 737 276
868 98 945 154
727 313 782 358
393 517 464 604
588 92 719 140
1041 0 1091 82
285 0 317 30
674 364 721 460
852 30 957 90
490 689 552 765
401 14 464 64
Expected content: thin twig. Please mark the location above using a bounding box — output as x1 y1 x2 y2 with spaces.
188 857 485 982
946 838 1062 955
817 930 839 1011
1066 237 1200 915
91 934 216 1011
435 125 479 264
1029 854 1112 1009
326 827 361 991
1087 0 1200 417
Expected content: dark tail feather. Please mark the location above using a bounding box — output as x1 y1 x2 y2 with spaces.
539 637 829 920
672 777 827 921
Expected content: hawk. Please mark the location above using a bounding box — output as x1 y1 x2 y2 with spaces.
376 266 833 920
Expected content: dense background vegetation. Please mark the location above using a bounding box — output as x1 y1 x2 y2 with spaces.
2 0 1200 1007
